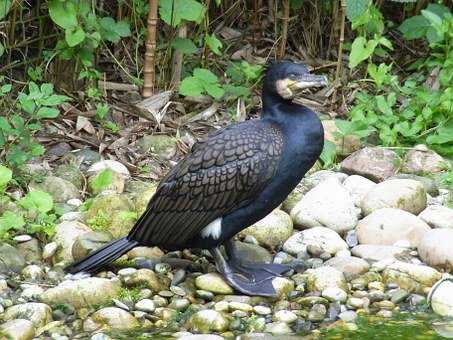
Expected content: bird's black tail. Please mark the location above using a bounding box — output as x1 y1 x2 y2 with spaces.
66 237 138 274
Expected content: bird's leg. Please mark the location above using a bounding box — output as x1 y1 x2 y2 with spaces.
224 239 292 280
209 247 279 297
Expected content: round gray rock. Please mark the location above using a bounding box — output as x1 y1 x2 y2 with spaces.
418 229 453 269
419 205 453 229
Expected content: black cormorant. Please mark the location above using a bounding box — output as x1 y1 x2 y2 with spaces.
67 61 327 297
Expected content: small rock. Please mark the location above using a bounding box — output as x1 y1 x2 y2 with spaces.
351 244 409 262
239 209 293 249
0 242 26 273
271 277 295 298
229 301 253 312
418 229 453 269
343 175 377 206
274 310 297 323
308 304 327 322
321 287 347 303
346 297 364 309
83 307 139 331
124 269 167 292
0 319 35 340
214 301 229 312
389 289 410 304
283 227 348 256
419 205 453 229
339 310 357 322
168 298 190 311
42 242 58 260
234 242 273 263
390 174 439 196
72 231 113 261
356 208 430 248
291 178 358 233
264 322 293 335
135 299 156 313
4 303 52 328
360 179 427 216
30 176 80 203
14 235 32 243
322 120 361 155
324 256 370 281
127 246 164 260
253 305 271 315
195 273 233 294
305 266 347 292
383 261 441 293
187 310 229 333
16 238 41 262
21 265 44 282
53 221 91 262
138 134 177 160
376 310 393 318
402 147 446 175
340 147 398 182
428 278 453 317
87 160 130 177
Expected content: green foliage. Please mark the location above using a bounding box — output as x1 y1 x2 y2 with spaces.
159 0 205 27
19 190 53 213
0 0 12 20
0 165 12 192
0 81 69 168
319 140 337 168
205 34 223 55
90 169 113 193
171 38 198 55
180 68 225 99
346 0 371 22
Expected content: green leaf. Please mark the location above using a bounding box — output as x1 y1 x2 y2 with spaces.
99 17 120 43
29 143 45 156
18 93 36 115
224 84 250 98
0 211 25 235
0 0 12 20
40 94 69 106
0 42 4 58
90 169 113 193
205 34 222 55
193 68 218 83
1 84 12 94
159 0 205 26
19 190 53 213
40 83 54 97
115 20 131 37
346 0 371 22
319 140 336 168
204 83 224 99
349 37 378 69
65 25 86 47
171 37 198 54
48 0 78 29
179 76 203 97
398 15 429 40
36 107 60 119
0 117 12 133
421 9 443 27
0 164 12 190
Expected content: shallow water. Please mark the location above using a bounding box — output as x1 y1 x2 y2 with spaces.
107 310 453 339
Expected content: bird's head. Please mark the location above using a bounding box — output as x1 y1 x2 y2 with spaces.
264 61 328 100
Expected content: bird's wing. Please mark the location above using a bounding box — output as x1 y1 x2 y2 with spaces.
128 120 284 248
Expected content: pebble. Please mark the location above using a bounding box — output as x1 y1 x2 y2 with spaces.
42 242 58 259
117 268 137 276
322 287 348 303
195 290 214 301
14 235 32 243
135 299 156 313
254 305 272 315
265 322 293 335
347 297 364 309
339 310 358 322
274 310 298 323
214 301 230 312
112 299 130 311
308 304 327 322
376 310 393 318
229 301 253 312
390 289 410 304
170 285 186 296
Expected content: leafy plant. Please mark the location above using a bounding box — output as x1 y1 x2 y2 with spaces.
179 68 225 99
90 169 113 193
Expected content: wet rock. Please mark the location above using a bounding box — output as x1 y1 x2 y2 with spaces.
138 134 178 160
0 319 35 340
322 120 361 155
30 176 80 203
41 278 121 308
402 146 446 175
343 175 377 206
187 310 229 333
305 266 347 292
0 242 26 273
324 256 370 281
4 303 52 328
340 147 399 182
351 244 409 262
322 287 347 303
291 178 358 233
418 229 453 269
429 278 453 317
356 208 430 248
132 183 158 215
85 193 134 238
239 209 293 249
16 238 41 262
53 221 91 262
419 205 453 229
283 226 348 256
124 269 167 292
71 231 113 261
83 307 139 331
195 273 234 294
360 179 427 215
383 261 441 293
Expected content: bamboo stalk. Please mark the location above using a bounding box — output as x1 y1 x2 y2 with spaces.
142 0 158 97
279 0 289 59
171 23 187 88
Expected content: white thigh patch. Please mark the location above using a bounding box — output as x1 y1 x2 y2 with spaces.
200 218 222 239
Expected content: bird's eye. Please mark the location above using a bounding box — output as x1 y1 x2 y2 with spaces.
288 73 298 80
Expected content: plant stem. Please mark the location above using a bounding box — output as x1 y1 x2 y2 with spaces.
143 0 158 97
279 0 289 59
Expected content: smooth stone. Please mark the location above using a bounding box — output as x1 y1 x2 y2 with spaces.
187 310 229 333
383 261 441 293
83 307 139 331
127 246 164 260
356 208 430 248
30 176 80 203
339 310 357 322
253 305 271 315
389 289 410 304
14 235 32 243
324 256 370 281
351 244 409 262
41 278 121 308
135 299 156 313
169 298 190 311
274 310 298 323
123 269 167 292
195 273 233 294
214 301 229 312
72 231 113 261
291 178 358 233
340 147 398 182
234 241 273 263
419 205 453 229
4 303 52 328
264 322 293 335
283 226 348 256
16 238 41 262
53 221 91 262
271 277 295 298
229 301 253 312
0 243 26 273
390 174 439 196
418 229 453 269
343 175 377 206
42 242 58 260
54 163 85 190
138 134 177 160
308 304 327 322
346 297 364 309
305 266 347 292
21 265 44 282
402 147 446 175
360 179 427 216
321 287 348 303
239 209 293 249
0 319 35 340
429 279 453 317
87 160 130 177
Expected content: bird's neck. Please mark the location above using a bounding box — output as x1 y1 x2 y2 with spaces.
261 88 303 121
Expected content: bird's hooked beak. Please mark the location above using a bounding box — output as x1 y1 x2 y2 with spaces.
289 74 328 92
